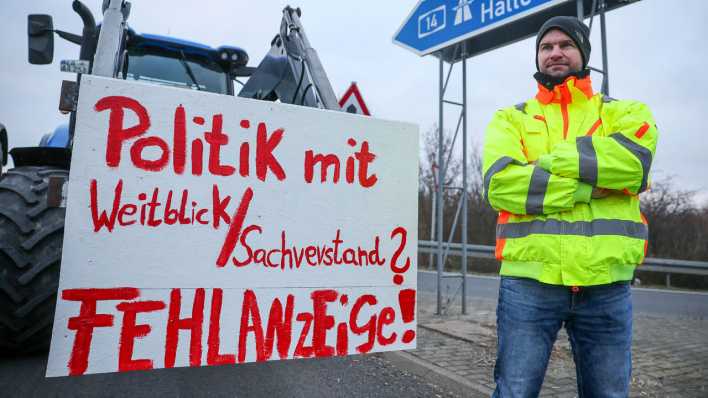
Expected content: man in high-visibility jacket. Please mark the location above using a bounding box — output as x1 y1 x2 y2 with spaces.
483 16 658 397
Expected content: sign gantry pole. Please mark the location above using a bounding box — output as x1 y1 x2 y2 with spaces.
584 0 612 95
433 49 468 315
436 55 445 315
576 0 584 19
600 0 610 95
461 42 468 315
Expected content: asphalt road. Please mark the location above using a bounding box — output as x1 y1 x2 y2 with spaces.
418 270 708 319
0 352 462 398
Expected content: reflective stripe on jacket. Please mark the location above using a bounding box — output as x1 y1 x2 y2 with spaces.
482 75 658 286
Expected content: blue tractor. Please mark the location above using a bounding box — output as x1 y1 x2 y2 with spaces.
0 0 340 355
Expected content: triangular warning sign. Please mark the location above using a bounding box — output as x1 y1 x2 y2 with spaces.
338 82 371 116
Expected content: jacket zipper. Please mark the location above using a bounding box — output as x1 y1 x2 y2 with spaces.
561 102 569 140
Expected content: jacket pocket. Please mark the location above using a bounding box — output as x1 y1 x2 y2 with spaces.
522 117 549 162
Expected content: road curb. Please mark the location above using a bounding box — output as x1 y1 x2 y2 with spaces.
383 350 493 397
419 323 483 345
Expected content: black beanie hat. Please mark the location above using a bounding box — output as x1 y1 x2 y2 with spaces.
536 16 591 71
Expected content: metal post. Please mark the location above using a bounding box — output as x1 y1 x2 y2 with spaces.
92 0 127 77
576 0 584 20
286 7 341 111
429 184 436 269
436 56 445 315
600 2 610 95
461 52 468 315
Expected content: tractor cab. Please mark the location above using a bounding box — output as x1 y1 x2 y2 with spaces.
122 30 248 95
26 1 336 152
32 16 248 148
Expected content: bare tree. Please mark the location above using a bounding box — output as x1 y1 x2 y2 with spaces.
641 176 708 260
418 125 462 241
465 143 498 246
418 126 497 248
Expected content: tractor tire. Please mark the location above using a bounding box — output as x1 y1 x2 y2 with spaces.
0 166 67 355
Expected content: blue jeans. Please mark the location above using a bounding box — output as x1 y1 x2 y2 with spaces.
492 276 632 398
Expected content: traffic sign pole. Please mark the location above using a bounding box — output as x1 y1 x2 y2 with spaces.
461 42 468 315
600 2 610 95
436 56 444 315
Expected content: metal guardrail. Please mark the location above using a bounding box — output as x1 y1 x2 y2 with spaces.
418 240 708 278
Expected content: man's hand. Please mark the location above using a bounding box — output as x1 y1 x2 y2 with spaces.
591 188 613 199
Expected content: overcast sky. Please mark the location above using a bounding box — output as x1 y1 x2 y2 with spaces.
1 0 707 203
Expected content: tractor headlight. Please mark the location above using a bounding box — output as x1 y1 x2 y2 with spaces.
216 46 249 71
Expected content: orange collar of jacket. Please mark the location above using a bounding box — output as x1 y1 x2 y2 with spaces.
535 75 594 105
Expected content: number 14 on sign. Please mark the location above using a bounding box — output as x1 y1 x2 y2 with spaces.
418 5 446 38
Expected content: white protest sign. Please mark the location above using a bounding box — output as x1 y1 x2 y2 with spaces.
47 75 418 377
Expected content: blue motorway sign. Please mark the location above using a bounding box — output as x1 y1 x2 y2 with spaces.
393 0 567 56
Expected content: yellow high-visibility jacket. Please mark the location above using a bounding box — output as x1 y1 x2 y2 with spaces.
482 74 658 286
